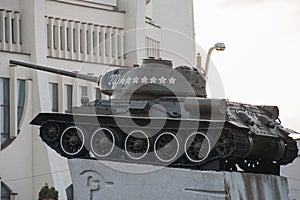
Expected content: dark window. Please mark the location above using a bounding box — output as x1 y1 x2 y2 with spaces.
19 19 22 44
105 33 109 57
80 29 84 53
67 27 70 51
5 17 8 43
11 18 15 44
99 32 102 56
53 25 57 49
87 30 90 54
112 33 115 58
47 24 50 48
0 78 10 149
49 83 58 112
17 79 25 126
1 182 11 200
61 26 64 51
66 185 74 200
65 84 73 113
93 31 96 55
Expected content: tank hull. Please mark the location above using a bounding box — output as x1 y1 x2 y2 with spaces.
31 99 298 175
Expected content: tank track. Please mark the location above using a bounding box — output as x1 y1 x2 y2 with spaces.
215 128 250 159
36 113 297 175
279 137 298 165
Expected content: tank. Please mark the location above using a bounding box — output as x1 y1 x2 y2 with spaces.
10 58 298 175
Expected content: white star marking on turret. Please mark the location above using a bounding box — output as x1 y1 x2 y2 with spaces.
169 77 176 84
141 76 148 83
120 78 126 84
159 76 167 84
133 76 139 83
150 76 157 83
125 77 132 84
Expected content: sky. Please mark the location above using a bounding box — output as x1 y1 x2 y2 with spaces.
193 0 300 135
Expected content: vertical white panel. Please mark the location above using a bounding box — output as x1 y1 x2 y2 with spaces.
108 27 113 64
145 36 148 57
7 10 12 52
100 26 106 64
81 22 87 62
14 11 21 52
69 20 74 60
113 27 119 65
94 25 100 63
0 10 5 51
88 23 93 62
48 17 54 57
61 19 67 59
75 21 80 61
120 29 125 66
9 65 17 138
55 18 61 58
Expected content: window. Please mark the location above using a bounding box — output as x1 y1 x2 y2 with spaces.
67 27 71 51
65 85 73 113
49 83 58 112
66 184 74 200
87 30 91 54
112 33 115 58
1 182 11 200
17 79 25 126
80 29 84 53
95 88 101 100
0 78 10 148
53 25 57 49
105 33 109 57
80 86 87 97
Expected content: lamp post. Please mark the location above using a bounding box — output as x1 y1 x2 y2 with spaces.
204 43 225 80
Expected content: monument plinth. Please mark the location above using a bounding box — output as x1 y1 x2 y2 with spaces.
68 159 289 200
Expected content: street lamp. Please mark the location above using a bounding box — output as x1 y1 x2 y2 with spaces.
204 43 225 80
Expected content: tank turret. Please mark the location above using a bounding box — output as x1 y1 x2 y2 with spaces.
10 58 298 175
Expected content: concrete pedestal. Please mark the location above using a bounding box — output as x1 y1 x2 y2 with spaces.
68 159 289 200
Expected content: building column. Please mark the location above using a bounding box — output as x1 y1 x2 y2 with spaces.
9 65 17 138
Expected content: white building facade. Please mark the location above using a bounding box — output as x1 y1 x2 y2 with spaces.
0 0 196 199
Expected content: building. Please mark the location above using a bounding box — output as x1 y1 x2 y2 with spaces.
0 0 195 199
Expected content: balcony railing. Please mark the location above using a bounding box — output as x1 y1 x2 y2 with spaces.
0 9 22 53
45 16 125 66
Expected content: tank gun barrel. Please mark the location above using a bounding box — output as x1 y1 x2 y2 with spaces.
9 60 99 84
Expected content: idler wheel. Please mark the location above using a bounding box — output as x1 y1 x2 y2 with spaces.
184 132 210 163
154 132 179 162
60 126 85 156
125 130 149 160
215 130 235 157
91 128 115 158
41 122 60 142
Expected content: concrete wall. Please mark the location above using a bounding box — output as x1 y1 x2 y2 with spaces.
281 140 300 200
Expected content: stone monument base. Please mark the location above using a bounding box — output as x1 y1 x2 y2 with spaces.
68 159 289 200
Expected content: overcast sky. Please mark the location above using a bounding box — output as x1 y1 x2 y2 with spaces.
193 0 300 134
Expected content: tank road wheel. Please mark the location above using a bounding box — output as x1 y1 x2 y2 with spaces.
215 130 235 157
60 126 85 157
41 122 60 143
91 128 115 158
125 130 150 160
154 132 180 163
184 132 210 163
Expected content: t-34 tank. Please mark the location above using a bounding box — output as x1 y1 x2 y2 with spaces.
10 58 298 175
